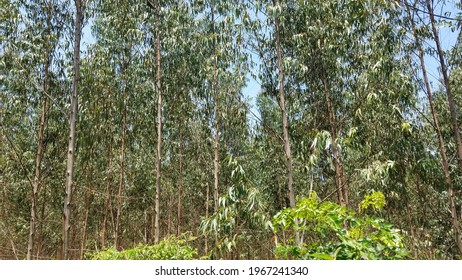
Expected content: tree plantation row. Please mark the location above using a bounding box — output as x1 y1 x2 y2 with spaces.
1 0 462 260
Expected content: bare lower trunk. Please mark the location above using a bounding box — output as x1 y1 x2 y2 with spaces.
101 142 112 248
154 26 162 244
28 46 50 260
205 182 209 253
63 0 82 260
407 206 417 259
177 134 183 236
35 182 47 259
211 1 220 213
272 0 298 245
425 0 462 172
144 208 148 243
80 177 91 259
407 1 462 254
338 148 348 205
322 76 346 207
115 105 126 249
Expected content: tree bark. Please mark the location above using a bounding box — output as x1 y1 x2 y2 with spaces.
212 1 220 213
63 0 82 260
35 180 47 259
101 141 113 248
205 182 209 253
425 0 462 173
115 91 127 249
80 168 92 259
144 208 148 243
154 24 162 244
177 133 183 236
322 76 346 207
272 0 298 245
407 206 417 259
27 37 51 260
407 1 462 254
338 146 348 206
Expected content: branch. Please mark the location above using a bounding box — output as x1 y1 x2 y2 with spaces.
401 0 461 22
0 124 34 189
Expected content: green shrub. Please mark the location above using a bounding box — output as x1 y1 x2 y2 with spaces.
272 192 408 260
89 233 198 260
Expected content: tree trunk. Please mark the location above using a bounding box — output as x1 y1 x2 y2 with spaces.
205 182 209 253
80 172 92 259
154 24 162 244
35 180 47 259
273 0 298 245
144 208 148 243
407 206 417 259
407 1 462 254
425 0 462 173
272 0 295 209
114 97 127 249
27 40 51 260
212 1 220 213
101 141 113 248
322 76 346 207
63 0 82 260
177 133 183 236
338 146 348 206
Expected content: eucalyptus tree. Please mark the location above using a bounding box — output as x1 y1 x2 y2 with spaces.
7 0 462 260
152 0 163 244
80 0 155 250
157 5 202 236
425 0 462 254
252 2 420 253
247 0 299 229
0 0 71 259
0 0 24 259
400 0 462 256
424 0 462 173
270 0 297 212
285 0 411 203
211 0 220 213
62 0 83 260
194 0 254 249
95 0 139 250
24 0 68 260
146 0 204 244
77 42 120 249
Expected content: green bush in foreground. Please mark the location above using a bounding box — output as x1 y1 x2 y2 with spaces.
273 192 408 260
89 233 198 260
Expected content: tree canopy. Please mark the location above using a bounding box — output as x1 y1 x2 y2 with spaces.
1 0 462 260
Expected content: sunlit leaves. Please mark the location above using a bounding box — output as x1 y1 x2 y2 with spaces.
201 155 268 256
273 192 407 260
89 233 199 260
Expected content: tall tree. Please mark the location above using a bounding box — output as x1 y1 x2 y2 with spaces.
211 0 220 214
25 0 65 260
403 0 462 255
63 0 83 259
114 60 128 249
425 0 462 173
271 0 297 219
153 3 162 244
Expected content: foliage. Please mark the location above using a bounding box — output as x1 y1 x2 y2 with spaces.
200 155 269 259
273 192 408 260
359 191 386 213
0 0 461 260
89 233 198 260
